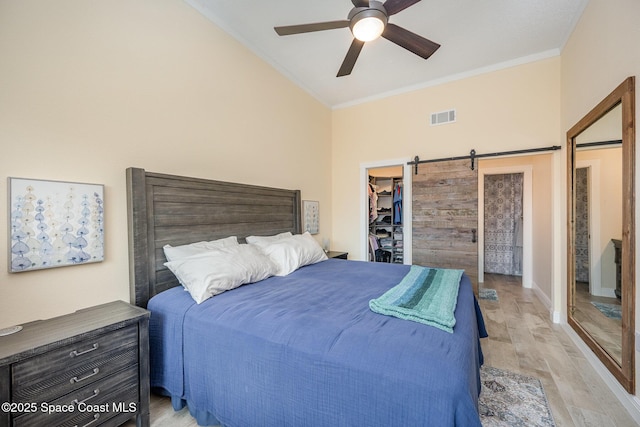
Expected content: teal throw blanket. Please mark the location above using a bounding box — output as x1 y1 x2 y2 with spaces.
369 265 463 333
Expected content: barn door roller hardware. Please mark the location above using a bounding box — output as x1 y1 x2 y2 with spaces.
409 145 562 174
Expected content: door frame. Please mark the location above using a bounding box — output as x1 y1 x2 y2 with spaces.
478 165 533 288
576 160 611 298
360 158 412 264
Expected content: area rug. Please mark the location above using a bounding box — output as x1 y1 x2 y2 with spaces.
479 288 498 301
479 366 556 427
590 301 622 320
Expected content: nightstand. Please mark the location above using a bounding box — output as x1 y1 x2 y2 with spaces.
327 251 348 260
0 301 150 427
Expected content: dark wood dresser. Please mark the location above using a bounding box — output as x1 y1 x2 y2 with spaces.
612 238 622 299
0 301 150 427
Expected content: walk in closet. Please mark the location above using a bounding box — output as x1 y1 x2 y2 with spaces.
368 167 404 264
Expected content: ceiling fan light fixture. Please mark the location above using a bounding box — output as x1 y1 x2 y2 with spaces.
274 0 439 77
350 8 387 42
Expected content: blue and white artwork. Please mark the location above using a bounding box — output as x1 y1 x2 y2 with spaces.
9 178 104 273
303 200 319 235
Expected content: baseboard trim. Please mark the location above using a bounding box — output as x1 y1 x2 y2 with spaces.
532 281 552 310
593 287 617 299
531 281 561 323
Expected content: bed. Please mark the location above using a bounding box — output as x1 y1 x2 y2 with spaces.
126 167 487 427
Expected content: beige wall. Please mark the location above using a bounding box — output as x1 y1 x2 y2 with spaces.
561 0 640 398
331 58 561 277
0 0 332 328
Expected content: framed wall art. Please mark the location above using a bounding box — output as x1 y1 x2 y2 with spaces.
8 177 105 273
303 200 319 235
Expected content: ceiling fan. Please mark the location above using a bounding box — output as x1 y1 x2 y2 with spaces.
274 0 440 77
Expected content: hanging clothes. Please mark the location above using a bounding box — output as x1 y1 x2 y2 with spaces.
368 183 378 224
393 182 402 224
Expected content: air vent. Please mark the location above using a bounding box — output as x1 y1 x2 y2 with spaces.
430 109 456 126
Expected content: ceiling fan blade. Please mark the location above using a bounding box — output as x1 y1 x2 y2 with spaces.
382 23 440 59
352 0 370 6
274 20 350 36
383 0 421 16
337 39 365 77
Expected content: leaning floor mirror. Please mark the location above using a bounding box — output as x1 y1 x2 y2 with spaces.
567 76 635 393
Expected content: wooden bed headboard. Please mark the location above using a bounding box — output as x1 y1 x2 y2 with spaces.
126 167 302 308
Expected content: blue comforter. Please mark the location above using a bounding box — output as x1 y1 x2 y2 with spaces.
149 259 486 427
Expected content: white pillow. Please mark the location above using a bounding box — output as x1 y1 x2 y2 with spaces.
245 232 293 247
163 236 239 262
164 244 277 304
257 232 328 276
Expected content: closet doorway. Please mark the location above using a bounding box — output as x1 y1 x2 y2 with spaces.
368 166 404 264
478 164 533 288
360 159 412 264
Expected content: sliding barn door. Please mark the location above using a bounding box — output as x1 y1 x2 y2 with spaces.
412 159 478 294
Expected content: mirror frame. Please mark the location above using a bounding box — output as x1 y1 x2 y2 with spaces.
567 76 635 394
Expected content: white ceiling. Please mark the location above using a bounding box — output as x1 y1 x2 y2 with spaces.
185 0 588 108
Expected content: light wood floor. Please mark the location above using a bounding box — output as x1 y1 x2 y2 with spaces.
125 273 639 427
573 280 622 363
480 273 637 427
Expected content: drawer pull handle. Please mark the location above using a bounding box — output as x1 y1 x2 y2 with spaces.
72 388 100 405
70 368 99 384
70 343 99 357
75 413 100 427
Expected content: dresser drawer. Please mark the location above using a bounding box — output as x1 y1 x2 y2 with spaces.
12 364 139 427
0 301 150 427
12 325 138 404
